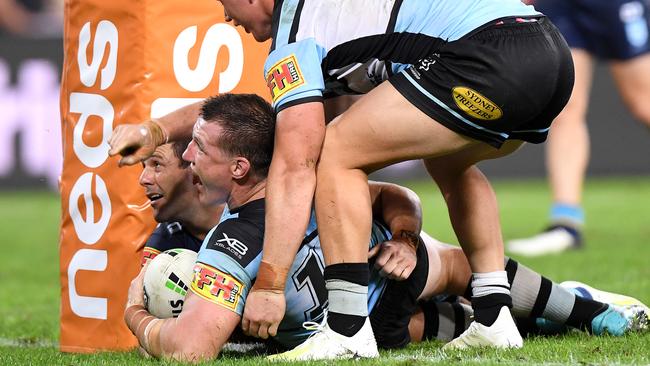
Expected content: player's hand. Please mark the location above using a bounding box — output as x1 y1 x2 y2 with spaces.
368 238 417 281
241 289 285 339
126 264 148 308
108 120 167 166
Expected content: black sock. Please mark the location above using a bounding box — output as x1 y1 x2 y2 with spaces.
472 293 513 326
471 271 513 326
324 263 369 337
421 299 473 341
567 296 608 332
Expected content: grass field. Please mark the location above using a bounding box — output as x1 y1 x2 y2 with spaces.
1 177 649 365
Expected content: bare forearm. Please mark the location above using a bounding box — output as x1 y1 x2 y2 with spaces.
125 305 223 362
261 103 325 279
155 101 203 141
263 163 316 269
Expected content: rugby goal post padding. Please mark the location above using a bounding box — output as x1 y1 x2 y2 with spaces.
59 0 270 352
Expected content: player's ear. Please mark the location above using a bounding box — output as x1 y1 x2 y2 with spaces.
231 157 251 180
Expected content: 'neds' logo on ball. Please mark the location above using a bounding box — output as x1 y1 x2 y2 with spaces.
452 87 503 121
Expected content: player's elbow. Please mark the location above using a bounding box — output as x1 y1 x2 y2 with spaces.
168 339 222 363
270 151 318 181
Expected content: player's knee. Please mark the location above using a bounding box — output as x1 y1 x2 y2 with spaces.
627 99 650 127
317 131 346 172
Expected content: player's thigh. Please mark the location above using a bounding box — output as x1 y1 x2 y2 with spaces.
558 49 595 120
417 231 445 300
321 81 475 172
422 139 525 184
610 53 650 123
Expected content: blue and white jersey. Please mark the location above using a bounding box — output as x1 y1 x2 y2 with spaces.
264 0 540 111
190 198 392 348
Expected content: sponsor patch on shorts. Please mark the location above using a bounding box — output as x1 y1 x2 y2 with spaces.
141 247 161 266
266 54 305 103
191 262 243 312
451 87 503 121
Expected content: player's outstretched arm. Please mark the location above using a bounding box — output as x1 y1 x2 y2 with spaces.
242 102 325 339
108 101 202 166
125 266 239 362
368 181 423 280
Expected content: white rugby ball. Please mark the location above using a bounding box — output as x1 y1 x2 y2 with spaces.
143 248 197 318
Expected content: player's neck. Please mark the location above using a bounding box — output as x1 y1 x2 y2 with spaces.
227 179 266 210
182 203 223 240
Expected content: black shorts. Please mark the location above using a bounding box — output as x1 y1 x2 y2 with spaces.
390 16 574 148
369 237 429 349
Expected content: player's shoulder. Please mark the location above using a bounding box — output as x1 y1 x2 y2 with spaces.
200 200 265 269
145 221 202 252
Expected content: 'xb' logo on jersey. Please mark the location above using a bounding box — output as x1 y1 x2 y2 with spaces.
266 54 305 102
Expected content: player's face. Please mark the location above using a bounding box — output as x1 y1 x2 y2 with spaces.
218 0 273 42
139 144 196 222
183 118 234 207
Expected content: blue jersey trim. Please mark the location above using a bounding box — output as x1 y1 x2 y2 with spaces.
512 127 551 133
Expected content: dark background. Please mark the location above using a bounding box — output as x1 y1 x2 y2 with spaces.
0 36 648 190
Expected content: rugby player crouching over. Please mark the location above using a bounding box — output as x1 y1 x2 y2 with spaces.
123 94 648 362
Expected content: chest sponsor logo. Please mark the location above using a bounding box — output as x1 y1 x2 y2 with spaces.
452 87 503 121
141 247 160 266
266 54 305 102
191 262 243 311
217 233 248 257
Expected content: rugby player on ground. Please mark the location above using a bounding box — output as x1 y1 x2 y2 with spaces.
111 1 576 356
124 94 648 362
138 138 223 265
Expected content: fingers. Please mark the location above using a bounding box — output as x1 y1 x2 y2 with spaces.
108 125 130 156
257 324 270 339
242 320 273 339
268 321 279 337
246 320 261 338
367 244 381 259
374 245 391 269
108 124 152 165
119 153 145 167
374 242 417 280
379 259 398 278
241 317 250 335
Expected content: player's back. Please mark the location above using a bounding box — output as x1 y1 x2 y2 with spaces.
267 0 540 109
289 0 539 47
192 200 392 348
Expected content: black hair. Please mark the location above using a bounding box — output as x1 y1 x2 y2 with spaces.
171 137 192 168
200 94 276 178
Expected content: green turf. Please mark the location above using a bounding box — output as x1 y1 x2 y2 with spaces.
1 177 649 365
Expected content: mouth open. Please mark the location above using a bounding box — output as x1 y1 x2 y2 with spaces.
192 173 203 187
146 192 163 202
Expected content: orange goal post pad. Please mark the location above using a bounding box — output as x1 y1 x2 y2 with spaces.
59 0 270 352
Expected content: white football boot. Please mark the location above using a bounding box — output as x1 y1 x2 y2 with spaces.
267 316 379 361
561 281 650 315
443 306 523 350
507 227 579 257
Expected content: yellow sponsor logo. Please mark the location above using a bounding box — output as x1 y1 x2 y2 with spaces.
451 87 503 121
191 262 243 312
266 54 305 102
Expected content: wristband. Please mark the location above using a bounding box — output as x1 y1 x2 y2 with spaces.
141 318 160 350
143 119 169 145
124 304 147 330
253 260 290 291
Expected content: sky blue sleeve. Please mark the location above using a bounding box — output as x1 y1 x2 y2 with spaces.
190 220 262 315
264 39 326 111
